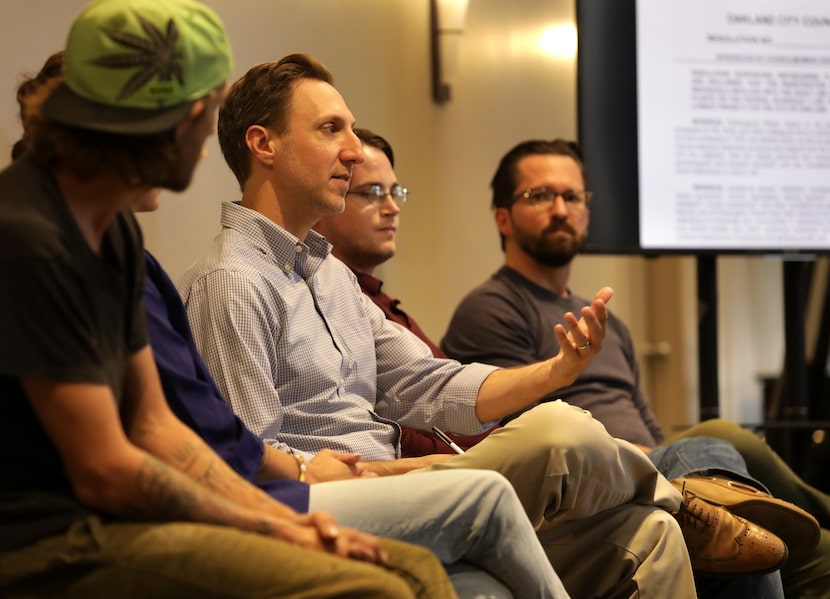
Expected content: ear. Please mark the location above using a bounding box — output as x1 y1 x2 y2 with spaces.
187 98 206 122
174 99 207 139
494 207 512 238
245 125 276 167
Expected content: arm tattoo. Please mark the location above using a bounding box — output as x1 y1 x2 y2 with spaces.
168 439 231 495
126 456 221 524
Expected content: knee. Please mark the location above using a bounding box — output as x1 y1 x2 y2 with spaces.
450 469 522 512
357 575 416 599
415 469 520 515
461 468 515 495
653 436 749 478
636 506 686 554
690 418 741 436
513 400 617 451
667 435 737 456
377 539 449 599
687 419 765 452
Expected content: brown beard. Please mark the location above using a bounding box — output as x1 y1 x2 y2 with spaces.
517 218 584 267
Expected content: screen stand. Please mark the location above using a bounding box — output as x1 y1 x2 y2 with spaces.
698 257 817 478
764 259 813 475
782 260 810 422
697 255 719 420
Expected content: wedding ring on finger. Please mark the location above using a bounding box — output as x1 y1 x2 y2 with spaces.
576 341 591 351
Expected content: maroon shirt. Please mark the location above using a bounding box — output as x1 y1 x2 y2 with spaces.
354 271 497 456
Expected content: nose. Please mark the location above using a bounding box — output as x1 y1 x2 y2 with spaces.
380 193 401 215
546 193 568 217
343 129 364 165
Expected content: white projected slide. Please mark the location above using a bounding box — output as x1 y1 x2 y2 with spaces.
637 0 830 250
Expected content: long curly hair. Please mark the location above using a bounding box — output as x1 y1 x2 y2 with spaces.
16 51 182 188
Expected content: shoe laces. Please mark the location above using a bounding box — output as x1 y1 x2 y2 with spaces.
676 481 713 531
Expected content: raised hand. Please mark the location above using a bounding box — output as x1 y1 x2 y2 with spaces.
550 286 612 383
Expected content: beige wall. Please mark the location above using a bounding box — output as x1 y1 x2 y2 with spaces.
0 0 788 434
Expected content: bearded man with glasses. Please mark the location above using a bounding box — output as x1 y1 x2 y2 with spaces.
442 139 829 598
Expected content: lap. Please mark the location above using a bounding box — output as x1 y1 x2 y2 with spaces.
431 400 680 523
0 516 433 599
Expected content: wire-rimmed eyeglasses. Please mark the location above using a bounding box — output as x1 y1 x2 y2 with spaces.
346 183 409 208
513 187 592 213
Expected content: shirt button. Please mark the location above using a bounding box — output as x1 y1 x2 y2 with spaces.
295 244 303 253
283 263 292 272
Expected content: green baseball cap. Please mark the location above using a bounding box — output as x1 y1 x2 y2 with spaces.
42 0 233 135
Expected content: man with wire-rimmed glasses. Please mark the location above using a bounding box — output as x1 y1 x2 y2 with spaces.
315 128 499 456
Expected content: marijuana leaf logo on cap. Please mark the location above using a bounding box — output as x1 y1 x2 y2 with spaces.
92 14 184 101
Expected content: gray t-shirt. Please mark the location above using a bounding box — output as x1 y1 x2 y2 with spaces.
0 155 147 551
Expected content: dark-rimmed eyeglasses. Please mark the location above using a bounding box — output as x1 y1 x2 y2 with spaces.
512 187 592 213
347 183 408 208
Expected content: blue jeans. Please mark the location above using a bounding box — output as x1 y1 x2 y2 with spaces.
650 436 784 599
310 468 569 599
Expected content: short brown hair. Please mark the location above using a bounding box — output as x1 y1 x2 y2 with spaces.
218 53 334 189
490 139 587 210
354 128 395 167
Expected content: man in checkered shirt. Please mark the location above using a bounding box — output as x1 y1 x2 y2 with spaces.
179 54 782 598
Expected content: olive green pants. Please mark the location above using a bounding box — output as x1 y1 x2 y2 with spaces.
0 516 457 599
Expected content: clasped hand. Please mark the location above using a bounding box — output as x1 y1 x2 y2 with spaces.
270 510 388 564
306 448 377 483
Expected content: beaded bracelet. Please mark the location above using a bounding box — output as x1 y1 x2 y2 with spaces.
288 449 307 482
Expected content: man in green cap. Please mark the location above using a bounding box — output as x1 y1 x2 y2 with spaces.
0 1 455 597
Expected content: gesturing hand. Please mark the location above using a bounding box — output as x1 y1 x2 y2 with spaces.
551 286 612 383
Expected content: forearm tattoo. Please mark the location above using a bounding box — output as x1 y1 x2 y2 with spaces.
126 456 210 521
170 439 224 489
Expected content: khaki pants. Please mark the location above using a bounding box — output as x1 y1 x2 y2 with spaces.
429 400 696 599
0 516 456 599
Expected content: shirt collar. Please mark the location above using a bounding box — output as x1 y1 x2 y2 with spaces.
220 201 332 279
499 265 572 300
353 270 383 296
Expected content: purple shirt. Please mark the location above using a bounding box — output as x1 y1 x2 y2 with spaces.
144 251 309 512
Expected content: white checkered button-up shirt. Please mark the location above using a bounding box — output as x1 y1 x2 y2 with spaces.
178 202 497 461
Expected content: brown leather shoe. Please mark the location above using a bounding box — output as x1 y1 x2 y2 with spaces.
672 481 788 575
673 476 820 554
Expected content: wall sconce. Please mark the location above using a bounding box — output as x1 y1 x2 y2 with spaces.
430 0 470 104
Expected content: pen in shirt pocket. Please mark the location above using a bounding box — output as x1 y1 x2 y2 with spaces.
431 426 465 455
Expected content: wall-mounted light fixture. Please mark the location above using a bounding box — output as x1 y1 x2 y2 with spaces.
539 24 578 59
430 0 470 104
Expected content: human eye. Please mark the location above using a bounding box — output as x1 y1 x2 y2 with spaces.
530 188 556 203
561 191 580 203
391 184 408 204
365 184 385 201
